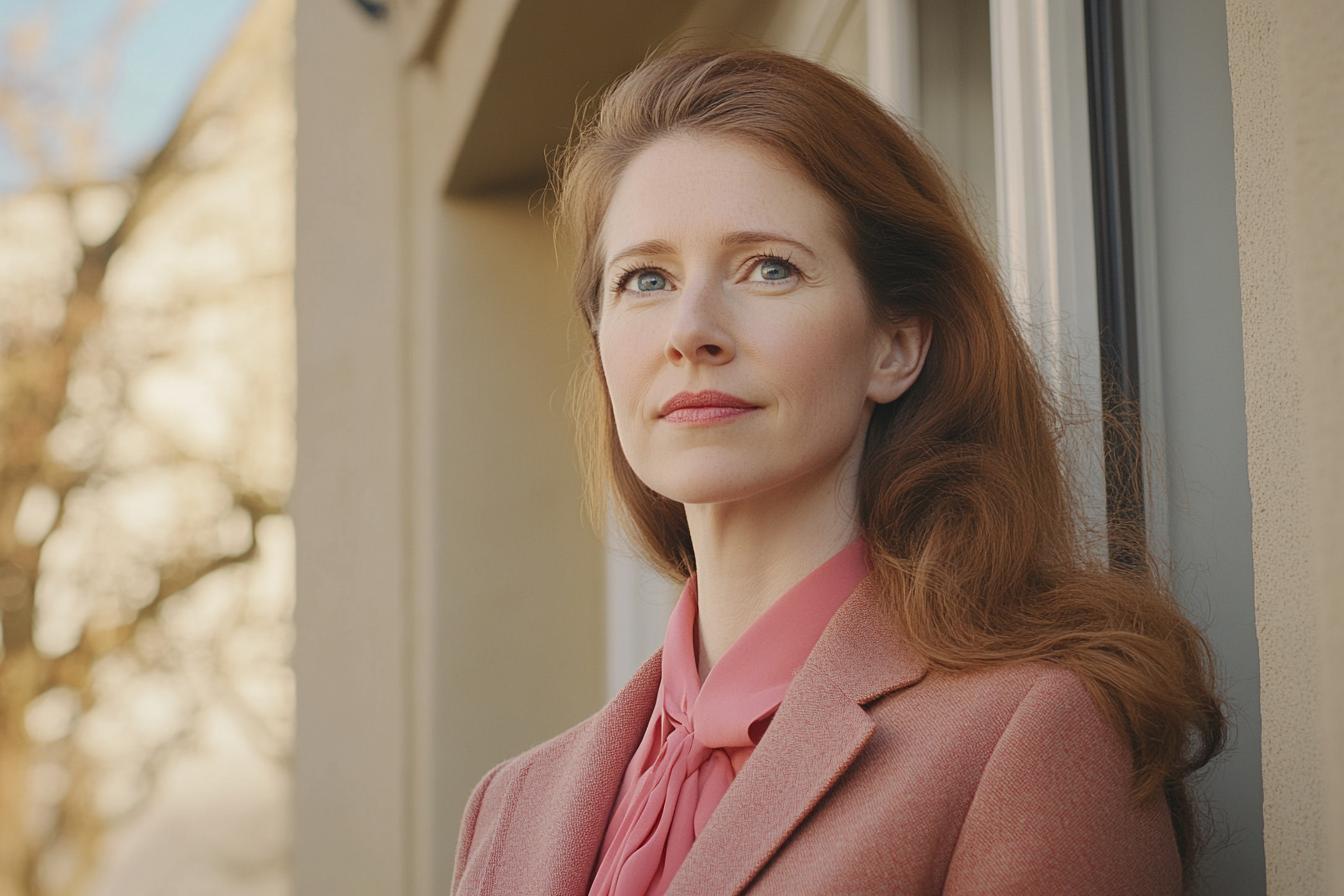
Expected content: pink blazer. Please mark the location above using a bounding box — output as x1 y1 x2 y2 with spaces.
452 579 1181 895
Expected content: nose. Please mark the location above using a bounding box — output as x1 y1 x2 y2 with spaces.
665 277 735 366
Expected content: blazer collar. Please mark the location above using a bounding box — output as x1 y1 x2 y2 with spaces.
666 577 926 896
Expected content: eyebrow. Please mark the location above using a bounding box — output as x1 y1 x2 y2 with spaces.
604 231 819 270
606 239 676 269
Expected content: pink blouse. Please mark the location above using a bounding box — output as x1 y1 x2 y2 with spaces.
587 540 869 896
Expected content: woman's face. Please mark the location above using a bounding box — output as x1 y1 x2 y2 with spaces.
597 135 926 508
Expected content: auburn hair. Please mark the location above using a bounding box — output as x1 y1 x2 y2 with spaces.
554 48 1224 882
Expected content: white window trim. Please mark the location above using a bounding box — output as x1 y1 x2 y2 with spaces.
989 0 1107 531
866 0 920 122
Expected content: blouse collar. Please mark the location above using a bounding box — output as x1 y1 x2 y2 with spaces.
661 538 870 749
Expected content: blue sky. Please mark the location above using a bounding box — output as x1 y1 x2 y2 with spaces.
0 0 256 194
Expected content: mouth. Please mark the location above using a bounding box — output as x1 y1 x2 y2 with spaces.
659 390 759 424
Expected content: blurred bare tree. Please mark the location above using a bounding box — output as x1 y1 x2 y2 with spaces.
0 1 294 893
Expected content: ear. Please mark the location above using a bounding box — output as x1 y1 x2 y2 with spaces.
868 316 931 404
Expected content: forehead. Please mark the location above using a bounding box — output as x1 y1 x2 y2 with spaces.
600 135 846 262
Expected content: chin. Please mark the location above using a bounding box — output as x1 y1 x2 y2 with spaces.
636 462 781 507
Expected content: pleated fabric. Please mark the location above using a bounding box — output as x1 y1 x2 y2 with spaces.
587 540 869 896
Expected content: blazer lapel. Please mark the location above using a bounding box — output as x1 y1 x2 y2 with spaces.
664 579 925 896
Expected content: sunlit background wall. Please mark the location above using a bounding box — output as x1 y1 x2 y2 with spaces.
0 1 294 893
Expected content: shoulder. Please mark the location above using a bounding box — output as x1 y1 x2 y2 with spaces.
863 660 1112 766
452 653 662 894
875 663 1179 894
912 662 1137 806
451 712 611 895
464 649 663 819
914 662 1124 781
462 710 607 834
913 663 1181 895
863 661 1143 827
904 657 1094 712
753 661 1179 894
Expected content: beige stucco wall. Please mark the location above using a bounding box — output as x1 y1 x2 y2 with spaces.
1278 3 1344 890
1226 0 1344 892
432 195 606 888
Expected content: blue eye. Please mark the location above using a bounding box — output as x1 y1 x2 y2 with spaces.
759 259 793 281
634 271 667 291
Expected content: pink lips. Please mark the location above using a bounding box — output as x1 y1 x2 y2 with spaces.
659 390 758 424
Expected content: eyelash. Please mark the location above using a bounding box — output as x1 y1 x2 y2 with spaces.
609 263 666 297
608 253 800 296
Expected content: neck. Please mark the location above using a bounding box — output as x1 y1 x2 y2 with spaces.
686 450 863 681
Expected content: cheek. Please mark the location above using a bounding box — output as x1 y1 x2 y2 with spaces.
597 318 654 420
770 304 878 410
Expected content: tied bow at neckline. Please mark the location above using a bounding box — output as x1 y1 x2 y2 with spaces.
588 541 869 896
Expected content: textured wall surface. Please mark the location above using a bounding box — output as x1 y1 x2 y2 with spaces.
433 195 606 894
1277 1 1344 890
1225 0 1344 892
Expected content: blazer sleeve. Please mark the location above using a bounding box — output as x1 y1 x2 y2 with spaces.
942 667 1182 896
452 760 509 896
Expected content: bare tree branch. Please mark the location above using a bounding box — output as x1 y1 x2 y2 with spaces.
0 2 295 890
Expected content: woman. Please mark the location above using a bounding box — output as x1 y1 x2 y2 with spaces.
452 48 1224 896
